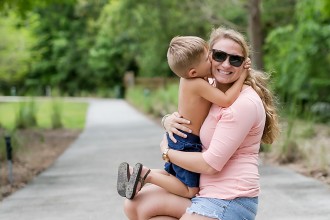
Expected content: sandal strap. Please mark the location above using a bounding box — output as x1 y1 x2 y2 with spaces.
139 169 151 187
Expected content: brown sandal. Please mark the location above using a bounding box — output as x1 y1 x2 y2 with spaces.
126 163 151 200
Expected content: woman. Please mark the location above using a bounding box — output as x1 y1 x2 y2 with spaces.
124 26 280 220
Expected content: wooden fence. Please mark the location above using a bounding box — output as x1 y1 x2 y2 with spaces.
124 71 178 90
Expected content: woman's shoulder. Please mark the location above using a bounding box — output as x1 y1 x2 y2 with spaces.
233 86 265 118
222 86 262 113
209 86 263 116
239 86 262 103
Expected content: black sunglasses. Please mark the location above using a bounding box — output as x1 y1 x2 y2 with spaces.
211 49 245 67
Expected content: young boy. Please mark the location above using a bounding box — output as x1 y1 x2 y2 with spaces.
118 36 249 199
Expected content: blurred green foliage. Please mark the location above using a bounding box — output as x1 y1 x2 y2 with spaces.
264 0 330 122
0 0 329 121
0 99 87 130
0 0 247 95
126 83 179 117
50 98 63 129
16 99 37 129
0 12 36 90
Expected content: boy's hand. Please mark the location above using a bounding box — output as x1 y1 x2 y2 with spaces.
244 58 252 70
241 58 251 79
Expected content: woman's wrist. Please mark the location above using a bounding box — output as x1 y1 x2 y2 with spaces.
162 148 171 162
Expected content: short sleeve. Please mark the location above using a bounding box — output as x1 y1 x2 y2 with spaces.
202 97 259 171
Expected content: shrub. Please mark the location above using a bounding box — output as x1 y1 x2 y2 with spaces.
51 99 63 129
15 100 37 129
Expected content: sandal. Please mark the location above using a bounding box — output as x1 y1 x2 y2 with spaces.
117 162 130 197
126 163 151 200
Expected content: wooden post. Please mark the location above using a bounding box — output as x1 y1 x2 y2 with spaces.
5 135 14 185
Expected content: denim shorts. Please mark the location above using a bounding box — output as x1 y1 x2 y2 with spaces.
186 197 258 220
164 131 202 187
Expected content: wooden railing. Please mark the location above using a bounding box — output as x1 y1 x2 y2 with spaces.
124 71 178 90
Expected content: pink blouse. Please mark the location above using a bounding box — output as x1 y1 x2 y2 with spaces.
199 86 266 199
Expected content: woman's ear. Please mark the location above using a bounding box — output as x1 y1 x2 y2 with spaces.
188 68 198 78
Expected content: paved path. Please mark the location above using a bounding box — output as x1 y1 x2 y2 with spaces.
0 99 330 220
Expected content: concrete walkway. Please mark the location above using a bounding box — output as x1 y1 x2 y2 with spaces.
0 99 329 220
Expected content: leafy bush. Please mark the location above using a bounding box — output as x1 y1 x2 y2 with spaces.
15 100 37 129
51 99 63 129
125 83 178 117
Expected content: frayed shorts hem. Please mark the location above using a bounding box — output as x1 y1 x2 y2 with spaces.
186 196 258 220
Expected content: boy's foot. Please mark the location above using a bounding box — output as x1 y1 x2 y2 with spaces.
126 163 151 200
117 162 130 197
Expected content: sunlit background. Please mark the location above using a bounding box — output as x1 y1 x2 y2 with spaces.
0 0 329 199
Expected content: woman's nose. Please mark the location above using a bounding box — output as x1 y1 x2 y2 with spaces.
221 57 231 68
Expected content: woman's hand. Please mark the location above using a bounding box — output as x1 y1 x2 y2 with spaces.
160 134 218 175
163 112 191 143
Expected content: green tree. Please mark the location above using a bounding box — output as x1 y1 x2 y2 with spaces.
0 0 75 15
264 0 330 109
91 0 247 83
0 12 36 94
26 0 107 95
1 0 250 95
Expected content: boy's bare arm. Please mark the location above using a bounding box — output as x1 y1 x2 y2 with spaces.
221 67 249 105
222 58 251 104
195 60 250 108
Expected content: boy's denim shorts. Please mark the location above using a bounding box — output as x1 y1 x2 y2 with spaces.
186 197 258 220
164 131 202 187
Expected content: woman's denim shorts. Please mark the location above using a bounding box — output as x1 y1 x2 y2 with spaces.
186 196 258 220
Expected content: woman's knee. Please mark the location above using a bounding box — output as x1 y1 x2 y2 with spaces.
124 199 138 220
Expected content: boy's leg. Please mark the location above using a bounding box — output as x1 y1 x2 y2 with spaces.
147 169 199 198
124 165 199 199
126 163 152 199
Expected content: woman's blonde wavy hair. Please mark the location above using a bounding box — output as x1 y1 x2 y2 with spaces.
209 27 280 144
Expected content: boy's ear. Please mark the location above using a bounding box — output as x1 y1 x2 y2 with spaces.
188 68 198 78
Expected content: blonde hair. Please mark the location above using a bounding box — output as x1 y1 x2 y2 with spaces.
167 36 208 78
209 27 280 144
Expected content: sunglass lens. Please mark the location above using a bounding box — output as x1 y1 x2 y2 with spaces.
229 56 244 67
213 51 227 62
212 50 244 67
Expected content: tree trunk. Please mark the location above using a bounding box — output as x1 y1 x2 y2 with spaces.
248 0 264 70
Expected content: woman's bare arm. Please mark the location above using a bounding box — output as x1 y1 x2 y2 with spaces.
160 135 217 174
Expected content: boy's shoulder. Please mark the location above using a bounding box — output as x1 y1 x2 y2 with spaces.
180 77 210 85
180 77 214 95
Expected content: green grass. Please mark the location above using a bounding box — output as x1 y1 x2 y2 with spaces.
61 101 88 129
0 99 88 130
0 103 17 129
125 83 179 117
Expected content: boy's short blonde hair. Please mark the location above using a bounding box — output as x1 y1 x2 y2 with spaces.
167 36 208 78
